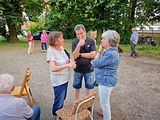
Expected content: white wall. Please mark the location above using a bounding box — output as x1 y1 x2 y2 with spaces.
137 25 160 31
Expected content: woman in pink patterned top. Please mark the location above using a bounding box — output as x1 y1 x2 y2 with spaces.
40 30 48 52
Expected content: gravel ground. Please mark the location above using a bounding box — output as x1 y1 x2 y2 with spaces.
0 41 160 120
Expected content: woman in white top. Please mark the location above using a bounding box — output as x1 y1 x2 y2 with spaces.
47 31 76 117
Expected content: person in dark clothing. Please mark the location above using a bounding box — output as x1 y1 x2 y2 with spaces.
72 24 96 100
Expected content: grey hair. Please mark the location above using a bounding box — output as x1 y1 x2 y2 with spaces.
102 30 120 47
74 24 86 32
0 74 15 92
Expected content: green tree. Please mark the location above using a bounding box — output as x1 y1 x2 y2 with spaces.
90 0 131 43
135 0 160 25
46 0 159 43
47 0 91 38
0 12 7 37
0 0 44 42
47 0 132 43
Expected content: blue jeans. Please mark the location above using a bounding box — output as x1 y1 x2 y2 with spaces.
98 85 113 120
41 42 47 50
73 72 94 89
28 104 41 120
52 82 68 115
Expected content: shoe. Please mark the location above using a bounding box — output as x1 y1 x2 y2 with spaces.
93 81 98 87
96 109 103 117
133 55 138 58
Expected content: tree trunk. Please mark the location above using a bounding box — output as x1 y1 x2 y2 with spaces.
130 0 137 24
6 19 19 43
96 28 103 44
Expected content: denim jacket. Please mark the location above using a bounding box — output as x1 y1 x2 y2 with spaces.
92 47 120 87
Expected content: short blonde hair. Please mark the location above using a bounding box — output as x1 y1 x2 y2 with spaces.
102 30 120 47
0 74 15 92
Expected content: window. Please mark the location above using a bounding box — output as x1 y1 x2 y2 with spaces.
149 27 153 30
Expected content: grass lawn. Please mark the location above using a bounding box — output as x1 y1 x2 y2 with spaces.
120 44 160 57
0 41 28 47
0 36 28 47
0 36 160 58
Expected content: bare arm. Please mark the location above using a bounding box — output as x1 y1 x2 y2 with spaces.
94 52 101 59
81 51 96 58
72 38 85 59
49 61 75 72
72 44 81 59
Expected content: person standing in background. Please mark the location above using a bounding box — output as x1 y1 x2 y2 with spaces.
27 31 33 54
72 24 96 100
91 31 98 48
40 30 48 52
130 27 139 58
47 31 76 119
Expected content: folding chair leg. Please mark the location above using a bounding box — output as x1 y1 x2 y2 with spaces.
29 88 35 103
24 86 35 107
28 96 33 107
90 115 93 120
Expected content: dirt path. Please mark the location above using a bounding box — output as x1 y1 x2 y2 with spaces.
0 41 160 120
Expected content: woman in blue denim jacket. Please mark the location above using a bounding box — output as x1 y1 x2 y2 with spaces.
92 30 120 120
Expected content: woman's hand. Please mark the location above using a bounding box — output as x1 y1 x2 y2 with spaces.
98 44 103 52
94 44 104 59
68 61 76 68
